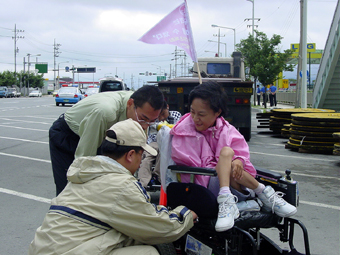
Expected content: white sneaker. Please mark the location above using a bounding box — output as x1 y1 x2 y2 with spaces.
237 199 261 212
215 194 239 232
257 186 297 217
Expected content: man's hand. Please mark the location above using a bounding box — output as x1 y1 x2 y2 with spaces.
191 211 198 223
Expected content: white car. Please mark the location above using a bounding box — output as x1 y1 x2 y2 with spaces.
84 87 99 97
29 90 42 97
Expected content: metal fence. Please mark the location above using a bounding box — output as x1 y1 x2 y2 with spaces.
276 92 313 106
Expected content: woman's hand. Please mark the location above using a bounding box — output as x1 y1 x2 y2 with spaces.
231 159 244 180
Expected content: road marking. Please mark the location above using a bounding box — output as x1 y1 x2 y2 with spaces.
0 188 51 204
0 124 47 132
251 141 284 147
0 152 50 163
0 115 57 120
1 187 339 211
0 136 48 144
271 170 340 181
250 151 338 162
299 200 340 211
0 117 50 125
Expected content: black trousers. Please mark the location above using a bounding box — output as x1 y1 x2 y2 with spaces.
262 94 267 106
257 94 261 106
49 114 79 196
269 94 277 106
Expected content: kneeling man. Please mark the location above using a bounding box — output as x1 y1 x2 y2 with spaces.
29 119 197 255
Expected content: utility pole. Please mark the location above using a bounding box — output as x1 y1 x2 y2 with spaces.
12 24 24 84
212 27 225 57
54 39 61 88
23 57 26 95
245 0 260 106
300 0 308 108
172 47 187 77
130 74 135 91
245 0 260 37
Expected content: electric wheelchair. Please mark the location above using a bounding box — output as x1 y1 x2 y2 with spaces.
155 127 310 255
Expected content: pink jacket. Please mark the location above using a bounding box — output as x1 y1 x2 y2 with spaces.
170 113 256 188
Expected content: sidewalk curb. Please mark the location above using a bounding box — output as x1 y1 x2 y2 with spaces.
251 104 295 113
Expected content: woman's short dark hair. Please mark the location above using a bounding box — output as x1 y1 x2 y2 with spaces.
188 81 229 117
101 130 143 160
130 85 164 110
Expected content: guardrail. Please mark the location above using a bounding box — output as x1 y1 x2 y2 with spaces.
276 91 313 106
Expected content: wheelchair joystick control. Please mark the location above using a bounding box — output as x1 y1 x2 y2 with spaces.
285 169 292 181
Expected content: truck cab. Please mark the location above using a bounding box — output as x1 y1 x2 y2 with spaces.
157 52 253 141
193 52 245 80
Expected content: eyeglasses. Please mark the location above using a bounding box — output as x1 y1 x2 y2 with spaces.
134 107 158 126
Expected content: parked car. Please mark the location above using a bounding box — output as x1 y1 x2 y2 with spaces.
0 86 10 98
7 88 16 98
55 86 83 106
7 88 21 97
29 90 42 97
15 90 21 97
84 87 99 97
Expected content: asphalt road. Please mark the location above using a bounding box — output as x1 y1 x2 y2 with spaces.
0 96 339 255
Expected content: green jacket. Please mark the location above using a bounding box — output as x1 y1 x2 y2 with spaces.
64 91 133 158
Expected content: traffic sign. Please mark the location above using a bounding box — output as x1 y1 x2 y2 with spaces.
35 63 48 73
157 76 166 81
290 43 316 52
76 67 96 73
299 70 309 78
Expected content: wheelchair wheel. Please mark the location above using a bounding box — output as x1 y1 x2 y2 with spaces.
154 243 177 254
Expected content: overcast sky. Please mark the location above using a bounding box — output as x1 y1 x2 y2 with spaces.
0 0 337 88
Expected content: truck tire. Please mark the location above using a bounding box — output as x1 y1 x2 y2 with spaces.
154 243 177 255
56 102 59 106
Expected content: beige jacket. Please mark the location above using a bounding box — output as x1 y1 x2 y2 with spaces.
28 156 193 255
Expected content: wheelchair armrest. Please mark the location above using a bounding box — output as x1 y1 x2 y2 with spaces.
255 166 282 181
168 165 217 176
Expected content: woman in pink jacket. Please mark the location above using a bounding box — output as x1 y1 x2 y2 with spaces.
170 81 296 232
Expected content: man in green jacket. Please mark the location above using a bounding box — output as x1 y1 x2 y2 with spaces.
31 119 197 255
49 85 164 195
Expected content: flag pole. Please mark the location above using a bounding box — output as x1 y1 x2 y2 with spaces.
195 62 202 84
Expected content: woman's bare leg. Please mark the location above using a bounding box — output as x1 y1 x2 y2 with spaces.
215 147 234 188
230 170 259 191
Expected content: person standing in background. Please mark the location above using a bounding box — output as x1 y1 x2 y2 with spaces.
269 84 277 107
256 85 261 106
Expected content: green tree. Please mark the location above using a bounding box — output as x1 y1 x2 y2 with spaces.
0 70 17 87
0 70 44 89
236 31 294 106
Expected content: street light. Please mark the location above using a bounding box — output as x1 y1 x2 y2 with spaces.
208 40 227 57
204 50 219 57
151 64 162 75
26 53 41 96
211 24 236 53
27 53 41 74
57 61 69 89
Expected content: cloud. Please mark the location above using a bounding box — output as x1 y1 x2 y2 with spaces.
0 0 338 87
